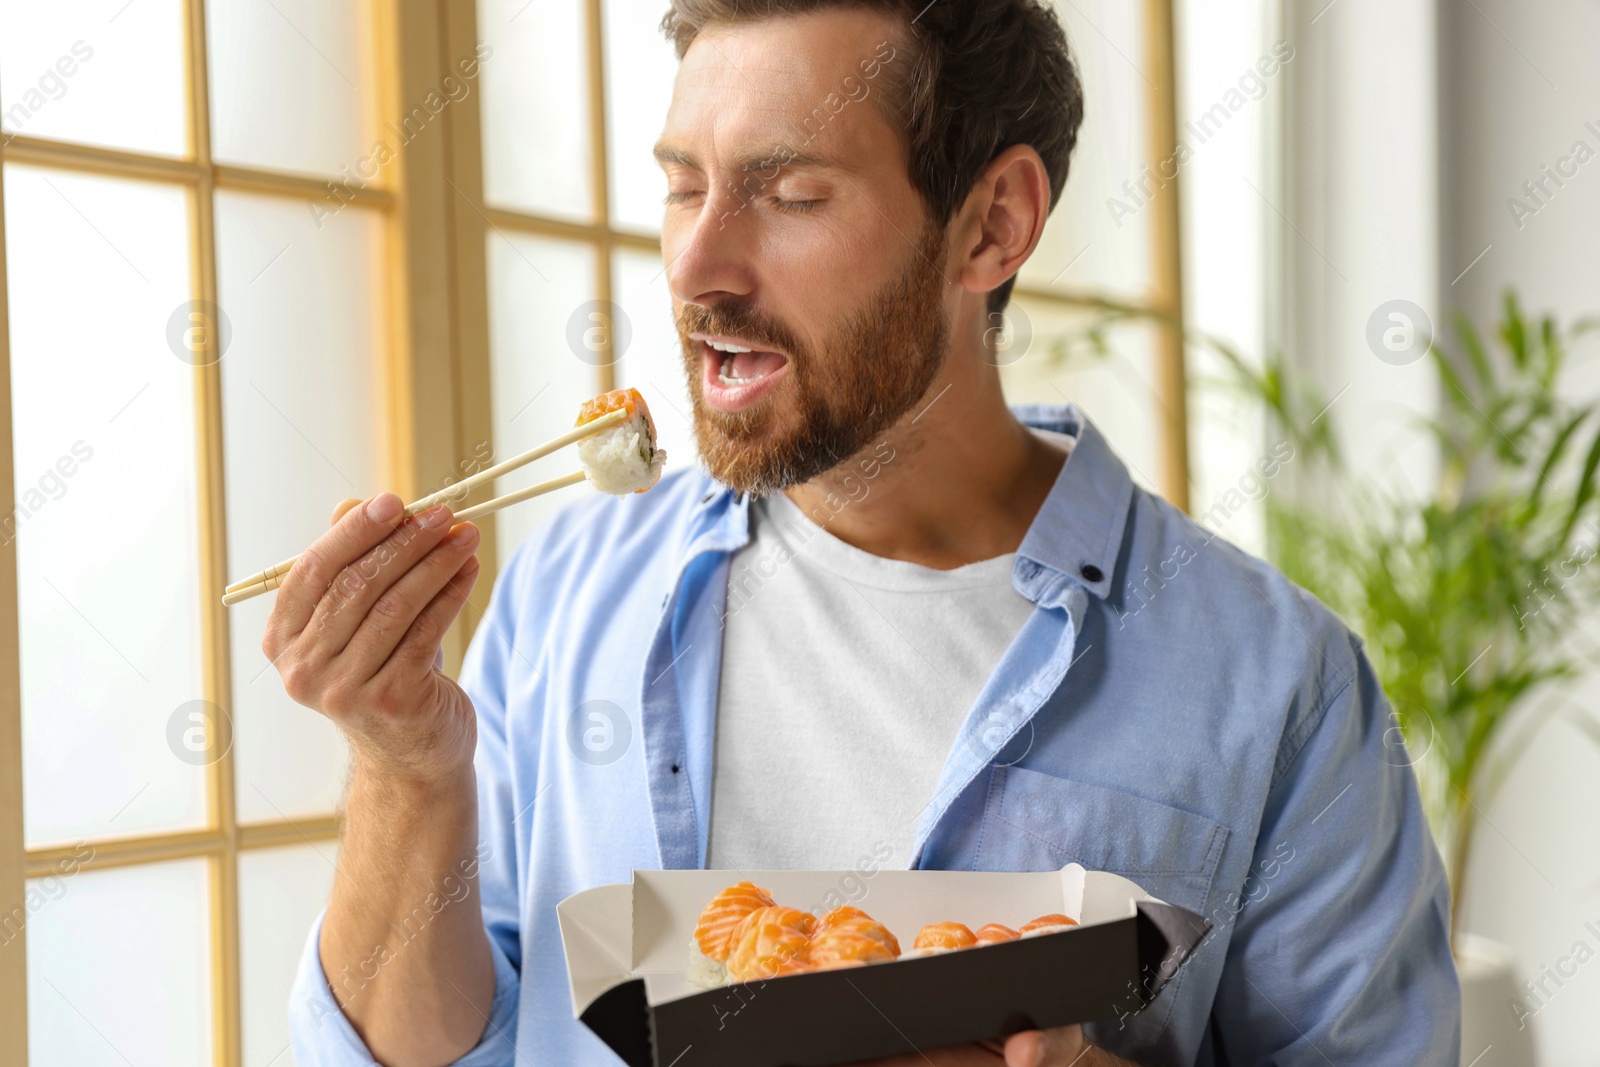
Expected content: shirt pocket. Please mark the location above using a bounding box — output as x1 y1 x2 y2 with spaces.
973 764 1229 916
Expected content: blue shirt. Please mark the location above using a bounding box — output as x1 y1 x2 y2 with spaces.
289 403 1460 1066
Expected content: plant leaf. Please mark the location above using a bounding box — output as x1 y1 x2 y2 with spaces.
1501 291 1529 370
1529 409 1592 517
1431 343 1476 419
1455 310 1495 389
1562 421 1600 545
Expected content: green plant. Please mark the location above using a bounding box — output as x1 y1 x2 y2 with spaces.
1042 291 1600 950
1264 294 1600 951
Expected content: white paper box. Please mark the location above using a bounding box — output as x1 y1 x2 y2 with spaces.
557 863 1210 1066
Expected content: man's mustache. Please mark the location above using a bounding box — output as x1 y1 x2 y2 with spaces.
679 309 798 358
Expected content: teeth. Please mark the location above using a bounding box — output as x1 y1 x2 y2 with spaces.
718 352 771 387
710 343 776 388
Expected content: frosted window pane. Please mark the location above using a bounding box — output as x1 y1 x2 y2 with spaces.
478 0 593 220
0 0 187 156
604 0 678 233
4 166 206 846
26 859 213 1067
218 193 384 822
613 250 695 475
240 844 340 1067
206 0 371 178
999 296 1162 495
1017 1 1152 298
486 234 600 571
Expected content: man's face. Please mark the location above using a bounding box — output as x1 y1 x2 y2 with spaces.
655 8 953 496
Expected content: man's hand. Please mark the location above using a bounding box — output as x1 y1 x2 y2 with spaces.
261 491 482 785
849 1025 1135 1066
263 492 495 1066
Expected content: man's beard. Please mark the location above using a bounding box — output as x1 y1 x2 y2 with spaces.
676 217 950 497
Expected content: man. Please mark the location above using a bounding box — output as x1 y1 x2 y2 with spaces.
279 1 1460 1064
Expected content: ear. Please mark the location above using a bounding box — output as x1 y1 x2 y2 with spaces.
955 144 1051 301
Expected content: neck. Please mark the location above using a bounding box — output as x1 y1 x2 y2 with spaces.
783 349 1068 569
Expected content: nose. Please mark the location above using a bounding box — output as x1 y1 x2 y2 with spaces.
664 178 762 308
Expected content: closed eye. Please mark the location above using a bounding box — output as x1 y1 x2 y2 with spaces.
771 198 821 214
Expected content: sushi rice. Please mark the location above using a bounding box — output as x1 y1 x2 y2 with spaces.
577 406 666 495
686 943 729 989
1019 923 1076 938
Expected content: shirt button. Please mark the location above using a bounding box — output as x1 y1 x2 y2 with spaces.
670 764 680 774
1080 563 1104 583
700 492 715 504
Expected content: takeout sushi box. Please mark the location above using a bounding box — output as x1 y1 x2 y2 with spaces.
557 863 1210 1067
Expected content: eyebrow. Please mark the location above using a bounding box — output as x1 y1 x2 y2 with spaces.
651 143 857 176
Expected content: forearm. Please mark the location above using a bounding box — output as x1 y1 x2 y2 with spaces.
320 761 494 1067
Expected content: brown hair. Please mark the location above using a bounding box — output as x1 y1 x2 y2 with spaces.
658 0 1085 313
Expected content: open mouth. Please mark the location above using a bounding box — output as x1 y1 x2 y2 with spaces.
693 334 791 413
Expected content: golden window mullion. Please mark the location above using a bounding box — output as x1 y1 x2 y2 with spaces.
437 0 499 662
20 816 342 881
181 0 243 1063
0 121 32 1067
587 0 616 394
1142 0 1189 513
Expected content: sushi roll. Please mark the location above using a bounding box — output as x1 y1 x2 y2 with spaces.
575 387 667 495
815 907 901 957
725 906 817 983
689 881 776 988
808 926 898 971
974 923 1020 945
694 881 777 963
1019 913 1079 938
813 905 874 933
908 921 978 956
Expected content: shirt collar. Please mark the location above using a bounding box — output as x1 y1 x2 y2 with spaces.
680 401 1133 601
1010 402 1133 601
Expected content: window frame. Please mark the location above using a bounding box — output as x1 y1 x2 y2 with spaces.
0 1 474 1062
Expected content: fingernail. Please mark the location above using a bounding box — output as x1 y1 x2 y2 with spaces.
366 492 402 522
447 523 479 547
418 504 452 528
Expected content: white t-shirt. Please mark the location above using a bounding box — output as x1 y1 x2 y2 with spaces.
706 429 1074 871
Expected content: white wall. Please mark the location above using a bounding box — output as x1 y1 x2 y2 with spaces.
1438 2 1600 1064
1278 0 1440 505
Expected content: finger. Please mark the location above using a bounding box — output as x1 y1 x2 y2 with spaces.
379 550 479 686
330 497 363 525
269 492 411 639
301 503 459 656
1005 1032 1046 1067
1004 1027 1082 1067
336 521 479 676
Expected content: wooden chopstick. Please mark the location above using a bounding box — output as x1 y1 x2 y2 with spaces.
222 408 628 597
220 469 588 607
452 469 586 523
404 408 624 517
